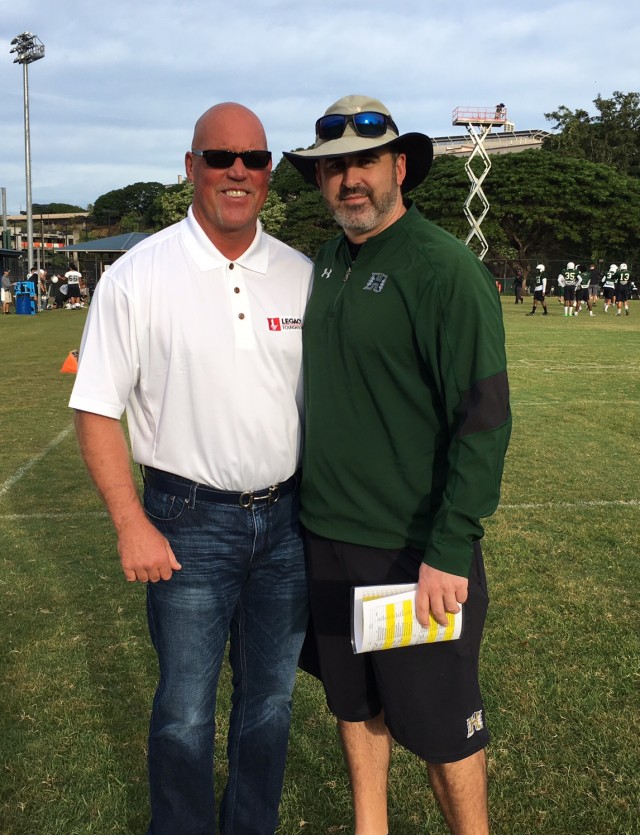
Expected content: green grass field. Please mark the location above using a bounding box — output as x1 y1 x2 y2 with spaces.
1 298 638 834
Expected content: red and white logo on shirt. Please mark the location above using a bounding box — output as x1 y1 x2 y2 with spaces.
267 317 302 331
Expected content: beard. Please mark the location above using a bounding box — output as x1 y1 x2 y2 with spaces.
325 176 400 237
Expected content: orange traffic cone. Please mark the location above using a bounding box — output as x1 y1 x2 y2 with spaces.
60 350 79 374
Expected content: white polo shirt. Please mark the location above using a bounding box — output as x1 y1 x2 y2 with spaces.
69 208 313 491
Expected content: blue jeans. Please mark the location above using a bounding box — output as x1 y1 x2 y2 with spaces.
143 483 308 835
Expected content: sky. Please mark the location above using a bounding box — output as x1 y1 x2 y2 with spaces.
1 0 638 215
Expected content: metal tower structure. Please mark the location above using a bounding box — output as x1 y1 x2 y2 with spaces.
452 105 514 261
10 32 45 287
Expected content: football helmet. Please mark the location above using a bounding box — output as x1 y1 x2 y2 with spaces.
567 262 575 269
620 262 627 270
536 264 545 271
609 264 618 272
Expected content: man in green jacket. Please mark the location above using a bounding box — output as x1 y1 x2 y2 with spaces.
285 95 511 834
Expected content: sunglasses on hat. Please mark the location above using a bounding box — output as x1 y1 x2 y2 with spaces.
315 111 399 141
191 149 272 170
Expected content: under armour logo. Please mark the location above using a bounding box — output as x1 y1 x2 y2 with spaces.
466 710 484 738
321 268 332 279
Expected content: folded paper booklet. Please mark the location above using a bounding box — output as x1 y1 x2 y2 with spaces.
351 582 463 654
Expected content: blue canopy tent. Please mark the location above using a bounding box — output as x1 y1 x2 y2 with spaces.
57 232 151 289
59 231 150 255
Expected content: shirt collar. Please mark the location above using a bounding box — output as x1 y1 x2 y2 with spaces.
180 206 269 274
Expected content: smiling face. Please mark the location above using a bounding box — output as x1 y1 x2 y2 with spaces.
316 148 407 243
185 103 271 259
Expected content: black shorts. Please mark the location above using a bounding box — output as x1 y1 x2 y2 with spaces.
534 289 545 301
603 286 615 300
616 285 630 302
302 532 490 764
563 286 576 302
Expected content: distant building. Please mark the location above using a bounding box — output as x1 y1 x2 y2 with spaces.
432 128 551 158
5 211 89 255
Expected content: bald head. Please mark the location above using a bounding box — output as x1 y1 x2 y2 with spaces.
191 103 268 152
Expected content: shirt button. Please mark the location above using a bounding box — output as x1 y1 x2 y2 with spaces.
234 287 240 293
238 313 245 320
229 263 235 270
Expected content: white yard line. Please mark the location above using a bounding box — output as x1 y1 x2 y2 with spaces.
1 500 637 525
512 399 640 407
499 499 640 510
0 511 108 521
0 424 75 499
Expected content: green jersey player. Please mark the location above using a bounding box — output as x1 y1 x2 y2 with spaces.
615 263 631 316
526 264 549 316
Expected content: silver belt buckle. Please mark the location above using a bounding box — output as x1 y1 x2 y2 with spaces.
239 484 279 509
239 491 254 509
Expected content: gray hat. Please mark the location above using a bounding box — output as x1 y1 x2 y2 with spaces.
283 94 433 193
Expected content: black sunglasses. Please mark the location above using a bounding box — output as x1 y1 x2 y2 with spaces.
191 149 272 170
315 111 399 141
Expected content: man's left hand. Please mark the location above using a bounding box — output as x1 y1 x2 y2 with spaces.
416 563 468 628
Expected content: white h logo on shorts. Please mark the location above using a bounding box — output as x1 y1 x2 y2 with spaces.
466 710 484 738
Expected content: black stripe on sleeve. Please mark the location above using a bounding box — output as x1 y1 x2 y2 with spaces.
455 370 510 437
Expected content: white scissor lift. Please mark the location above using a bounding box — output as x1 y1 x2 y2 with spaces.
452 105 514 260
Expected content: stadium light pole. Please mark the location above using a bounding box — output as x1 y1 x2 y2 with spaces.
10 32 45 289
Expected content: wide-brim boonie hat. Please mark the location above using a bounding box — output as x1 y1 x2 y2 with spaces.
283 95 433 193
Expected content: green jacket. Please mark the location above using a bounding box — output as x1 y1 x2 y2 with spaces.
300 203 511 578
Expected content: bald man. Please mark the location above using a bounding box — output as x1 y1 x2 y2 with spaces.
70 103 313 834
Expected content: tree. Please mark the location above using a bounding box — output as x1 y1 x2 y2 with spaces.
259 191 287 238
119 212 143 233
92 182 167 227
411 151 640 269
32 202 86 214
270 156 335 257
544 91 640 178
270 156 316 202
489 151 640 266
151 183 194 228
278 191 338 258
410 156 470 242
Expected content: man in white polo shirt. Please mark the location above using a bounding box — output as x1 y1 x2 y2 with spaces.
70 102 313 835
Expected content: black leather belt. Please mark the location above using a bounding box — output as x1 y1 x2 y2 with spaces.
143 466 300 509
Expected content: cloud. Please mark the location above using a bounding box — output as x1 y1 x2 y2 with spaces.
1 0 638 212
